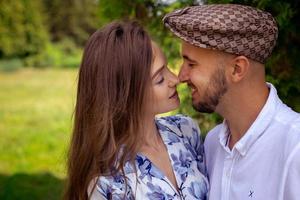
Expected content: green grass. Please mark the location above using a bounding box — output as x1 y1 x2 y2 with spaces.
0 68 78 199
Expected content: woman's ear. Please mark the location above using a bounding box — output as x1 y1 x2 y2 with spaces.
229 56 250 82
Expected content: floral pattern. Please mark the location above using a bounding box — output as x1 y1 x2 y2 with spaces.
94 115 208 200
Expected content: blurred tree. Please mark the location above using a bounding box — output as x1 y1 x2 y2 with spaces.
42 0 99 45
0 0 48 58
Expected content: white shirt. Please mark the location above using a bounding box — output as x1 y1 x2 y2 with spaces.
204 83 300 200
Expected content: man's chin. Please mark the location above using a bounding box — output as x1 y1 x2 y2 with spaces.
192 101 215 113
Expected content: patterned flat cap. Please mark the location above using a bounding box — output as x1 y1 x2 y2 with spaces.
163 4 278 63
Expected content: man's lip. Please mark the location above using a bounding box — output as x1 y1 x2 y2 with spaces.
169 91 178 99
188 83 197 94
187 83 196 89
191 87 196 94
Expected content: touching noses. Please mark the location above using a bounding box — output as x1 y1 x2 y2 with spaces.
168 72 179 87
178 64 189 83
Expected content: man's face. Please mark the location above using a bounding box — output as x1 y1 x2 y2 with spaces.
179 41 228 113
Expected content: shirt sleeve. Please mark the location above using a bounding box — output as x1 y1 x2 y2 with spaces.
282 143 300 200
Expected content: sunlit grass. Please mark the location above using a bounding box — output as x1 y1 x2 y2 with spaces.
0 68 77 178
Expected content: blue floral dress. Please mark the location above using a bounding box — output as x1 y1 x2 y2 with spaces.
90 115 209 200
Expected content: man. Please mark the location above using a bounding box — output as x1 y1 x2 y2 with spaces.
163 4 300 200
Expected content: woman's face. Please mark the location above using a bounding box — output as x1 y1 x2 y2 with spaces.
146 42 180 115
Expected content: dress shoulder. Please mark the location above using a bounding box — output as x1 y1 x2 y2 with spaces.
156 114 201 137
88 171 135 200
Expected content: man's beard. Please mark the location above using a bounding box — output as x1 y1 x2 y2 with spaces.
193 66 228 113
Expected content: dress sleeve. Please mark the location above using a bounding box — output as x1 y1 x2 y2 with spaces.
89 186 106 200
181 116 207 175
88 177 109 200
191 117 207 174
88 175 131 200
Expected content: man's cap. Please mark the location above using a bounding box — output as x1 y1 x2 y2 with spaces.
163 4 278 63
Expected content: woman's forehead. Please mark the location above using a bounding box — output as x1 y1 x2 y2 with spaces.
152 42 166 62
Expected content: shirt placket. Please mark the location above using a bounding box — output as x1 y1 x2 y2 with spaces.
221 150 238 200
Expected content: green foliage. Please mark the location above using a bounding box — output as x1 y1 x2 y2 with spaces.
0 0 49 58
42 0 99 45
0 59 23 72
98 0 135 24
24 40 82 68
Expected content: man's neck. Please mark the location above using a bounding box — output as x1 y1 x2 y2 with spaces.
220 83 270 150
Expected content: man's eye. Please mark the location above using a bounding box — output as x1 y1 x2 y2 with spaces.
157 77 164 84
188 63 195 67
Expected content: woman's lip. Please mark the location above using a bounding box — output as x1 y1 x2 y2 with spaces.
169 91 178 99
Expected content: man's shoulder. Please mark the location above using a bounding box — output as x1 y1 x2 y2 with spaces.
273 103 300 154
275 103 300 137
205 123 223 140
276 102 300 124
204 123 223 149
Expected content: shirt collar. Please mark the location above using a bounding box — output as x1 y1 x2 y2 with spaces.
219 120 231 153
219 83 281 156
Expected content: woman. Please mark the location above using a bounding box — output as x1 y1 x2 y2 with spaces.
64 21 208 200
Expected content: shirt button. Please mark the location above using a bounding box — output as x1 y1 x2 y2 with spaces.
226 171 230 177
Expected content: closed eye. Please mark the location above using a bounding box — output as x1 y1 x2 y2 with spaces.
188 63 196 67
157 77 164 84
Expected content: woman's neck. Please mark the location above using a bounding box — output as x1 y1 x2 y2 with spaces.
140 115 164 150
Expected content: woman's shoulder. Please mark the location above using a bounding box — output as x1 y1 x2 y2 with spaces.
156 114 204 156
87 158 137 199
156 114 195 127
88 171 136 200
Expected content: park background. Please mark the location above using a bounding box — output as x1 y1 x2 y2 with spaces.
0 0 299 199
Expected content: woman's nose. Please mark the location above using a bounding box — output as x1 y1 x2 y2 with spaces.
168 73 179 87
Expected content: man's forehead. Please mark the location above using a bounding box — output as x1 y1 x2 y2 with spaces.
181 41 199 54
181 41 212 56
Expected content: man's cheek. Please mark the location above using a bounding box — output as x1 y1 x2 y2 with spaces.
190 74 210 88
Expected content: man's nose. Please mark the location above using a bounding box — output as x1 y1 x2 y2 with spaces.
178 65 189 83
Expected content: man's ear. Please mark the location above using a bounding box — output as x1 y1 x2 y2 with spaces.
229 56 250 82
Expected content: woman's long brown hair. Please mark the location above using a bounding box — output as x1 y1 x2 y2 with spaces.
64 21 153 200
